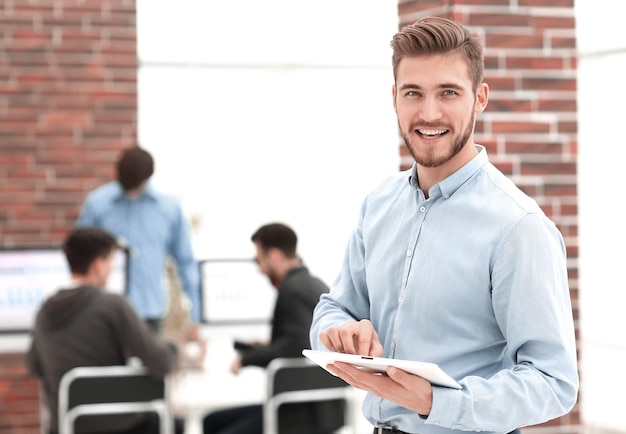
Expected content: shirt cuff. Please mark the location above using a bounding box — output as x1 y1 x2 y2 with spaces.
426 386 463 427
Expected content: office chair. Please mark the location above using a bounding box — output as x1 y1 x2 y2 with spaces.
58 365 173 434
264 357 354 434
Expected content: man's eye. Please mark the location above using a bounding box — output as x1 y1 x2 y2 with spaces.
443 90 457 96
406 90 419 97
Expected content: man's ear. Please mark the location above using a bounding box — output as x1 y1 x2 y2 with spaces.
88 256 102 274
475 82 489 114
266 247 281 262
89 256 107 280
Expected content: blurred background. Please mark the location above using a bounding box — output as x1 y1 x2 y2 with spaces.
1 0 624 433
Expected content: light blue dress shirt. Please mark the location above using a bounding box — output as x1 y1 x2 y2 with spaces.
310 146 578 434
76 181 201 323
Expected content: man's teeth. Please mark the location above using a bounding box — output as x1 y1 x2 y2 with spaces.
418 129 447 135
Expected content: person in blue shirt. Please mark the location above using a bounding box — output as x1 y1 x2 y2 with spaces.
77 146 201 336
309 17 578 434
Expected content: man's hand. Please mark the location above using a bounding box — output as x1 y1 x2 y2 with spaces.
230 356 242 375
327 361 433 417
319 320 432 416
319 319 383 356
185 323 201 341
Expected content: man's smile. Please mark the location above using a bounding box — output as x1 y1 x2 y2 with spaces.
416 128 449 138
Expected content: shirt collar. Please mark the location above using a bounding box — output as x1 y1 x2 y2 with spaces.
112 180 158 202
59 279 83 291
407 145 489 198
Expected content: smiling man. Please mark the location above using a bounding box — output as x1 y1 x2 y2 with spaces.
309 16 578 434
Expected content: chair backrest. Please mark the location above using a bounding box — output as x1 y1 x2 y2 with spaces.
264 357 353 434
58 365 172 434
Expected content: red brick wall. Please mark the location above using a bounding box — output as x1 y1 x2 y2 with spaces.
0 354 40 434
397 1 580 433
0 0 137 432
0 0 137 247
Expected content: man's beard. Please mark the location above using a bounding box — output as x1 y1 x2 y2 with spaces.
400 111 475 168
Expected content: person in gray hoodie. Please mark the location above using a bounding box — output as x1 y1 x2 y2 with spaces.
26 227 180 434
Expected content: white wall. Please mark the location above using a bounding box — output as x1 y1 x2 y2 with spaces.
576 1 626 432
0 2 398 354
136 0 400 287
136 3 398 432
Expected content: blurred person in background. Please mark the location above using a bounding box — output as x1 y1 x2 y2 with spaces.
76 146 201 340
203 222 342 434
26 227 182 434
310 16 578 434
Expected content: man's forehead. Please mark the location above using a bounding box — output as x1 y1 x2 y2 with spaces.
395 53 473 87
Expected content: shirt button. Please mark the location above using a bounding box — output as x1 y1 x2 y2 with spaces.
419 206 426 212
407 250 412 257
399 296 404 303
444 193 450 199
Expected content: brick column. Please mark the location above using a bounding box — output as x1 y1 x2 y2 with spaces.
0 1 137 432
0 0 137 246
397 1 579 433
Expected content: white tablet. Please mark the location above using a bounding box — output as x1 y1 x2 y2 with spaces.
302 349 461 390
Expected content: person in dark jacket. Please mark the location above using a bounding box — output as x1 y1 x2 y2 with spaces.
26 227 181 434
203 223 341 434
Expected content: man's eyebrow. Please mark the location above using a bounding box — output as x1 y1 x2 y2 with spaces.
398 83 465 91
439 83 465 91
398 83 422 91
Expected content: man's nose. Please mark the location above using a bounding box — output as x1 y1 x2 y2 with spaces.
418 97 443 122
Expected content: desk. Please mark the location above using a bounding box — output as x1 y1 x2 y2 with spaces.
170 330 370 434
171 334 266 434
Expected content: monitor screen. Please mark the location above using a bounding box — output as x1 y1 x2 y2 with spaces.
0 247 128 333
199 259 276 325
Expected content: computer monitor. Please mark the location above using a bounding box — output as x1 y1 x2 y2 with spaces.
0 247 129 333
199 259 276 325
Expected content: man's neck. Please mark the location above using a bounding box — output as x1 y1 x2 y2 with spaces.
124 181 148 198
125 189 142 199
274 258 302 286
417 143 478 197
70 274 100 288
